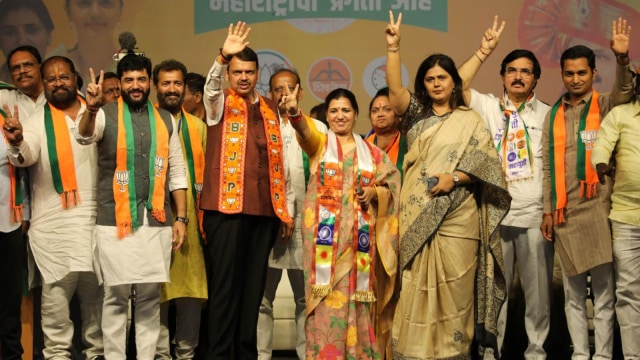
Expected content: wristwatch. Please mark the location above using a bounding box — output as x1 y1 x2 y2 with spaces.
452 172 460 187
175 216 189 225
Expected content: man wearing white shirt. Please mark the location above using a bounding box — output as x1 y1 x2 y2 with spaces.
458 17 553 359
3 56 104 360
257 68 327 360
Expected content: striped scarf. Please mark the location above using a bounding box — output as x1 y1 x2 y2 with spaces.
179 109 205 240
0 109 23 222
311 132 377 302
44 99 85 208
113 97 169 238
548 90 600 224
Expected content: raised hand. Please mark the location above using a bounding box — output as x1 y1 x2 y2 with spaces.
611 17 632 55
221 21 252 58
386 11 402 48
480 15 506 52
280 84 300 116
86 68 103 111
2 104 23 146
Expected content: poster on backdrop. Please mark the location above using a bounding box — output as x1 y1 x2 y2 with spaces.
1 0 638 132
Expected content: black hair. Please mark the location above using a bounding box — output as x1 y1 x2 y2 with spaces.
325 88 359 115
117 54 152 79
560 45 596 71
7 45 42 71
369 87 390 113
99 71 119 83
185 72 205 94
500 49 542 79
228 47 259 69
414 54 465 111
152 59 187 86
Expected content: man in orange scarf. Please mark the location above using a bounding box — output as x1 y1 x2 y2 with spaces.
200 22 293 359
4 56 104 359
541 31 634 357
76 54 188 360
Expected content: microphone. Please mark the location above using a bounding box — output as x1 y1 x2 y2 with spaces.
113 31 145 61
355 186 368 211
119 31 137 51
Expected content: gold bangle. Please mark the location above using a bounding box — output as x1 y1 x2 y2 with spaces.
387 47 399 53
474 52 485 63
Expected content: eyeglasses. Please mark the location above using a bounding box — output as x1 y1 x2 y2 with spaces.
9 61 36 74
44 74 74 85
104 87 121 96
505 67 534 78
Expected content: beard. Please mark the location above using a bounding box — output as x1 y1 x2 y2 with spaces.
122 87 151 110
46 86 78 109
157 91 184 114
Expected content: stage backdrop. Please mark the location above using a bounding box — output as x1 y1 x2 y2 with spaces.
3 0 639 133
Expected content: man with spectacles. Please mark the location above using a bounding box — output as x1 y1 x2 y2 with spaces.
458 16 553 359
98 72 120 105
365 87 407 180
2 55 104 360
1 45 46 117
540 19 634 358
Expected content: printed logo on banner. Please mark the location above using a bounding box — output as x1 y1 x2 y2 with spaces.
307 57 352 102
255 49 294 97
362 56 410 98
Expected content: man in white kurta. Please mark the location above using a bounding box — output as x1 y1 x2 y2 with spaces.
76 54 188 360
257 68 327 360
5 56 104 359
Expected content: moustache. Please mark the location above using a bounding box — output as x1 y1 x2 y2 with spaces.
164 92 180 98
52 86 70 93
511 79 525 87
18 75 33 81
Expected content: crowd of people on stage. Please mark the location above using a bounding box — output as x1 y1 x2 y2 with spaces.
1 7 640 360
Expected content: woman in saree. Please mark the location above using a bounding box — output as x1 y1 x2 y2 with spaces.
385 12 511 359
279 86 401 359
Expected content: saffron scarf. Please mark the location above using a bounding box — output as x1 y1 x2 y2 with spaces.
548 90 600 224
311 132 377 302
366 131 407 180
44 99 85 208
0 109 23 222
218 90 292 223
113 97 169 238
179 109 205 239
495 94 534 182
